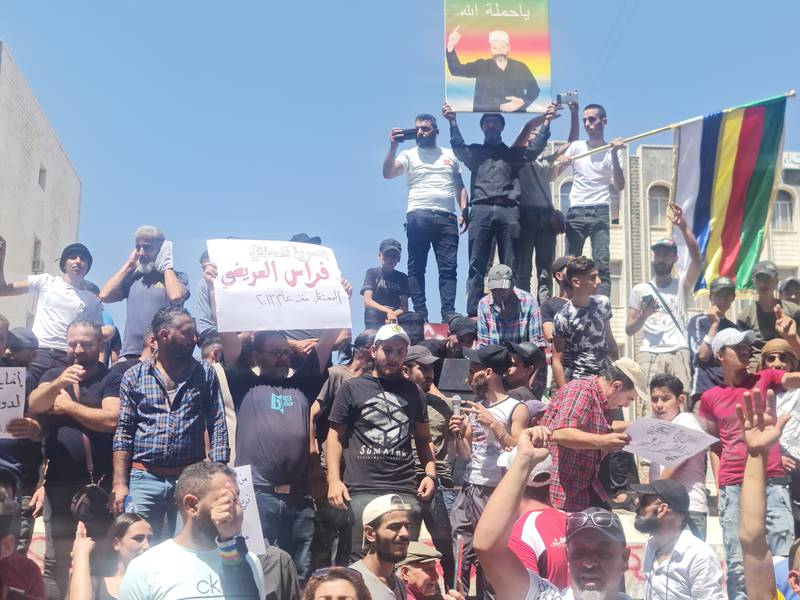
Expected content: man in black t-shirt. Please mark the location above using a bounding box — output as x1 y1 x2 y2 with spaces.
326 324 437 563
220 327 339 581
28 320 121 599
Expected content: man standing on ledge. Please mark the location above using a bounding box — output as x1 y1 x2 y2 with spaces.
446 28 539 113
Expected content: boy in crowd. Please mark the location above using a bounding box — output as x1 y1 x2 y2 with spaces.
361 239 411 329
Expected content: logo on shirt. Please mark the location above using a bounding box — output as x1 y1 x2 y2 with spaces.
360 393 410 448
271 393 294 413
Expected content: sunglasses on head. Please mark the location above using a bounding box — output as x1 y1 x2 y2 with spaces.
567 511 617 530
310 567 364 580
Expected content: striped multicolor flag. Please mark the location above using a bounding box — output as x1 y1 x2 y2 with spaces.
673 95 787 290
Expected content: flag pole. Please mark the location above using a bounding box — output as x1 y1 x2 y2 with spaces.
563 90 796 162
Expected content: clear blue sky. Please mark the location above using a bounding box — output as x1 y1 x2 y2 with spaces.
4 0 799 330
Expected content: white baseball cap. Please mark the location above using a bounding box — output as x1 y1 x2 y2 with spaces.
497 447 553 488
373 324 411 346
361 494 411 548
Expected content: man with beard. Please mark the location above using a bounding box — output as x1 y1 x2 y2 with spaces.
350 494 413 600
449 344 528 599
474 426 632 600
119 461 264 599
629 479 723 599
100 225 189 360
626 204 701 410
446 29 540 113
28 320 122 599
0 238 106 383
218 326 339 581
111 307 230 543
698 328 798 600
327 324 437 563
383 114 468 323
477 264 544 348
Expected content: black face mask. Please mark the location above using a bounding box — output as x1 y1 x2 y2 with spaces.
634 514 660 534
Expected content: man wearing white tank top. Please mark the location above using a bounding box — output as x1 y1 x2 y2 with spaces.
449 344 529 599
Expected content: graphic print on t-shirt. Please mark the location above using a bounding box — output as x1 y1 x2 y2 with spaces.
356 391 411 454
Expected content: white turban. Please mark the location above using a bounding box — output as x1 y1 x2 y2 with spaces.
489 31 509 44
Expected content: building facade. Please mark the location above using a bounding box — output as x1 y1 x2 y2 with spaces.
0 41 81 328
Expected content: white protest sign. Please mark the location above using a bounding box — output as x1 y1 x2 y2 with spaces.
0 368 25 439
208 239 352 333
234 465 267 556
624 417 717 469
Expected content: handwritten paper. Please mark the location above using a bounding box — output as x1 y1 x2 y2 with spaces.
234 465 267 556
208 239 352 333
624 417 717 469
0 368 25 439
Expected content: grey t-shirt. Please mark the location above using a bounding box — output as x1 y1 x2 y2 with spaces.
350 560 404 600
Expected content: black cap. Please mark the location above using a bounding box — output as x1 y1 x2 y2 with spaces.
566 507 626 544
753 260 778 278
651 238 678 252
709 276 735 293
505 341 546 368
780 277 800 292
552 256 572 273
463 344 512 373
59 243 93 273
448 315 477 338
630 479 690 513
379 239 402 254
404 345 440 366
7 328 38 352
290 233 322 245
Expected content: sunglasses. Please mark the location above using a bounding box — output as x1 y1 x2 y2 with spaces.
566 511 618 530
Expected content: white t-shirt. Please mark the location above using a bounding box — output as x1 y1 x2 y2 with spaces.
118 539 265 600
396 146 461 214
467 397 522 486
565 141 622 208
524 569 632 600
777 388 800 461
628 277 690 353
649 412 708 513
27 273 103 350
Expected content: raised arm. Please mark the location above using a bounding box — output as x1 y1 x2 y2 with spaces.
0 237 31 296
610 139 625 191
669 202 702 286
205 369 231 463
443 103 475 168
567 102 580 143
383 129 406 178
99 250 138 303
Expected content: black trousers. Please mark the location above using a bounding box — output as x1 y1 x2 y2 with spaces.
516 208 557 302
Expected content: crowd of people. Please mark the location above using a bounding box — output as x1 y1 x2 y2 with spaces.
0 98 799 600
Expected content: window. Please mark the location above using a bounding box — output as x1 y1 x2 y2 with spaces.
31 238 43 273
559 180 572 214
38 165 47 191
648 184 670 228
610 261 623 308
771 190 794 231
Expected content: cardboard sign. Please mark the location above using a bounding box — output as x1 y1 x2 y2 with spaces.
234 465 267 556
0 368 25 439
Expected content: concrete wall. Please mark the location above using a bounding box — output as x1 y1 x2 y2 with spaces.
0 41 81 328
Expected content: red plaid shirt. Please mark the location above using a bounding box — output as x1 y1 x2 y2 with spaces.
542 377 612 510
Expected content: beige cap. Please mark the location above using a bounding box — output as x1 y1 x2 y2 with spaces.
612 357 647 403
396 541 442 567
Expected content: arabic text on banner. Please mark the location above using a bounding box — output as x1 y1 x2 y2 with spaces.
623 417 718 469
444 0 551 113
0 368 25 439
208 239 352 333
234 465 267 556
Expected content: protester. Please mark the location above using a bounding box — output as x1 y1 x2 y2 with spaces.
648 374 709 538
445 29 539 113
473 427 633 600
552 256 618 388
698 327 797 600
738 387 800 600
512 102 574 301
540 256 572 345
403 345 455 586
418 315 476 386
396 542 443 600
28 320 121 599
449 344 528 599
327 324 437 563
542 358 646 511
361 239 411 329
781 277 800 305
118 461 264 598
302 567 372 600
560 104 625 297
442 104 545 316
687 276 738 409
200 336 224 364
109 327 155 378
738 260 800 369
194 250 217 346
626 205 702 408
504 341 546 398
349 494 412 600
477 264 544 347
310 330 376 570
100 225 189 360
383 113 468 322
112 307 230 543
219 323 338 581
0 459 44 599
5 328 38 368
0 237 106 383
68 513 153 599
498 448 568 589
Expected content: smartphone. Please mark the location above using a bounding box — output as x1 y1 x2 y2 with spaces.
556 90 579 105
399 128 418 142
642 294 655 306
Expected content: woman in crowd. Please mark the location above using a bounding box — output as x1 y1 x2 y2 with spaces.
69 513 153 600
303 567 373 600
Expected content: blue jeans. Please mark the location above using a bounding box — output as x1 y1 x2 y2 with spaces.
129 468 179 542
565 205 611 297
719 483 794 600
467 203 520 316
406 210 459 322
255 491 315 580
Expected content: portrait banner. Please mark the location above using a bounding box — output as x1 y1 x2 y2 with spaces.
207 239 352 333
444 0 552 113
0 368 25 439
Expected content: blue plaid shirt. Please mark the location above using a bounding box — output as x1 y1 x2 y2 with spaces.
113 359 230 466
477 287 544 347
